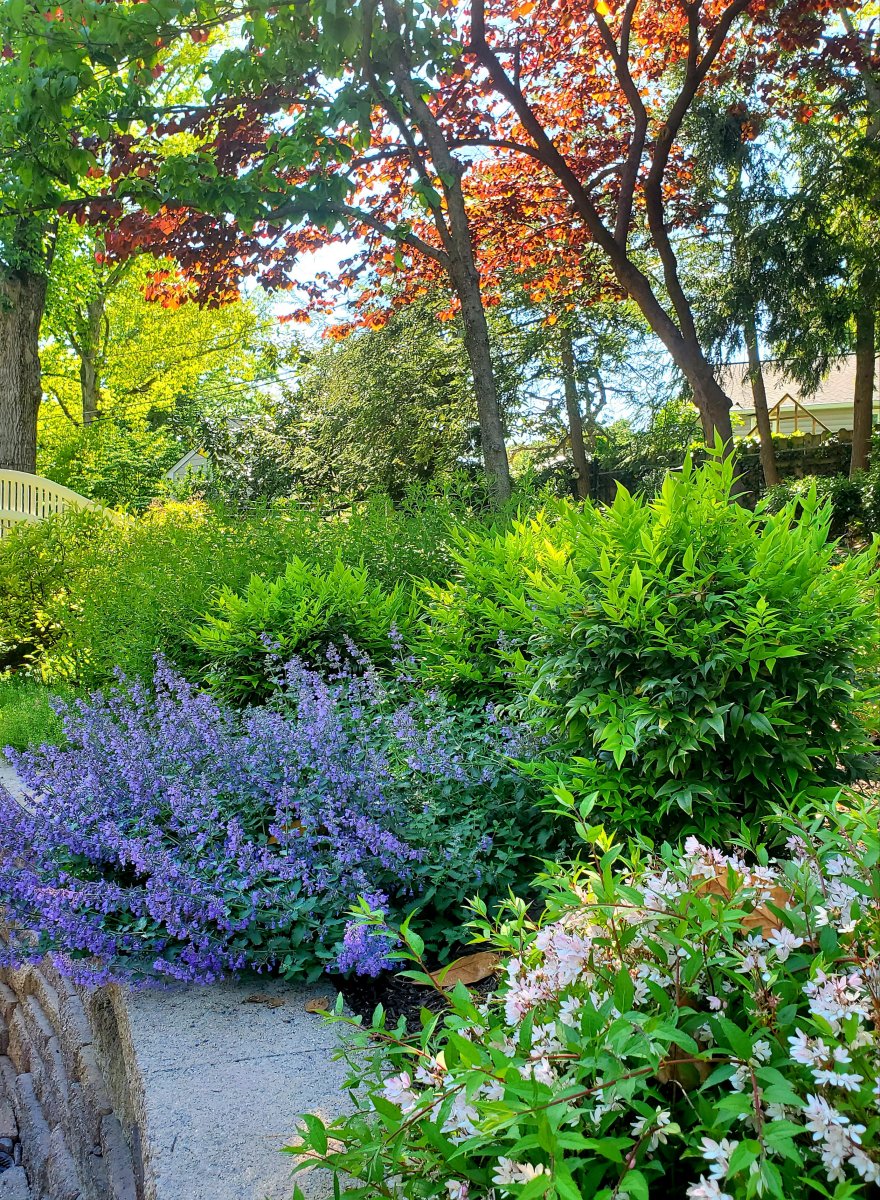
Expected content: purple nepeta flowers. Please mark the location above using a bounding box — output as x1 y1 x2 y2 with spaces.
0 656 539 986
336 892 398 977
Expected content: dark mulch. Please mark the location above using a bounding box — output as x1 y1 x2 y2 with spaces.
334 970 496 1034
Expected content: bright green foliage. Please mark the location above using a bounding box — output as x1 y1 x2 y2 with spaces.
40 421 183 512
291 796 880 1200
192 559 416 702
0 492 464 688
415 505 586 698
0 676 73 751
526 456 879 840
38 236 282 510
0 507 115 677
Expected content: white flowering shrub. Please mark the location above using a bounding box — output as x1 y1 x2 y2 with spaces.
290 797 880 1200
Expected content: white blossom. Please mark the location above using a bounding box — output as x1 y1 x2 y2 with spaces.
850 1148 880 1184
480 1078 505 1102
751 1039 772 1064
630 1110 672 1152
789 1030 829 1066
558 994 583 1026
686 1175 732 1200
519 1057 556 1087
767 926 804 961
811 1068 864 1093
492 1158 549 1188
699 1136 738 1180
804 971 870 1030
382 1072 419 1113
802 1094 867 1183
440 1091 480 1142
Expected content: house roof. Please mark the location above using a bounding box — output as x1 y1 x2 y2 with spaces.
718 354 880 411
165 448 210 479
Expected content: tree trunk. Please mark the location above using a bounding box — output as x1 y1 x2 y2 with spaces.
80 294 105 424
452 263 511 505
559 327 590 500
383 31 511 506
678 345 736 447
0 267 47 473
850 298 876 477
743 316 778 487
592 247 737 448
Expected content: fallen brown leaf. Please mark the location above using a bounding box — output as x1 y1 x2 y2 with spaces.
268 819 305 846
416 951 500 989
740 885 793 938
698 869 792 938
243 993 285 1008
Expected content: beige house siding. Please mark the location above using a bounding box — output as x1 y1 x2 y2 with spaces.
719 355 880 438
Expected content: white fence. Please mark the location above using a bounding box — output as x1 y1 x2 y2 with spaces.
0 469 120 536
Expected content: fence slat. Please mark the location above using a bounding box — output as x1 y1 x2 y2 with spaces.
0 470 122 536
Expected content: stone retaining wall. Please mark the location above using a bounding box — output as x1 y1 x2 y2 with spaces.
0 961 140 1200
0 960 349 1200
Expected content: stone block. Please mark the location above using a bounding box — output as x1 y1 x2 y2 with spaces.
22 998 55 1059
31 1035 70 1134
28 971 61 1030
0 1056 17 1099
69 1047 112 1121
14 1072 51 1194
0 1014 8 1057
0 1095 16 1140
100 1116 138 1200
6 1009 34 1075
57 999 93 1084
66 1082 102 1155
47 1125 83 1200
0 983 17 1025
0 1165 30 1200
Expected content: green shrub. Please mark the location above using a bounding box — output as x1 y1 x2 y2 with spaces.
293 794 880 1199
415 504 588 698
524 456 879 841
763 473 864 539
0 508 114 676
0 491 466 689
191 558 417 702
41 499 303 685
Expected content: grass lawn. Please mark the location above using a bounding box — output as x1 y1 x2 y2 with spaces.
0 675 72 753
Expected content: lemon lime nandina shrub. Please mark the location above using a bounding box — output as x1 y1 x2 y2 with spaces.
191 558 418 703
414 502 591 700
290 797 880 1199
408 457 878 842
522 456 879 842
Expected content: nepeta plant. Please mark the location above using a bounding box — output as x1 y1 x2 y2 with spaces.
0 657 546 985
291 797 880 1200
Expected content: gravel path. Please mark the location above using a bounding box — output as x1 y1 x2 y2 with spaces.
0 760 27 809
0 1167 29 1200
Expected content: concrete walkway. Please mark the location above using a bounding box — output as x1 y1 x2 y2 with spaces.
0 760 27 810
121 979 350 1200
